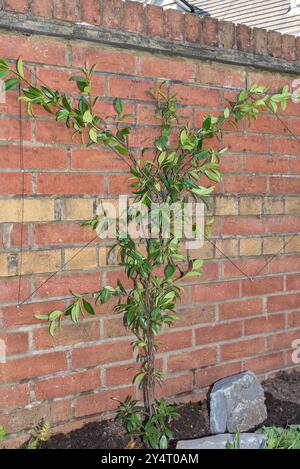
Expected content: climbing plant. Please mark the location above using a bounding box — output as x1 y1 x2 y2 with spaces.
0 56 293 448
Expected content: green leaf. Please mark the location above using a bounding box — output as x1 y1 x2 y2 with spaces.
35 314 49 321
191 185 215 197
165 264 175 278
223 107 230 119
0 69 8 79
83 299 95 315
115 98 123 114
16 57 24 78
0 59 8 70
89 128 98 143
4 78 19 91
192 259 203 270
49 321 56 337
159 435 168 449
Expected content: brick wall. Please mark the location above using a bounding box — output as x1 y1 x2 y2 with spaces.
0 0 300 446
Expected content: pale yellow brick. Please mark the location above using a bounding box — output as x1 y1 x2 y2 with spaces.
99 246 120 266
240 238 262 256
285 235 300 253
240 197 262 215
264 197 284 215
64 247 97 270
215 197 238 216
285 197 300 215
61 198 94 221
0 199 55 222
263 237 283 255
21 250 61 275
188 240 213 259
216 239 238 258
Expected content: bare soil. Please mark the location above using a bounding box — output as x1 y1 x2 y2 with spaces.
38 370 300 449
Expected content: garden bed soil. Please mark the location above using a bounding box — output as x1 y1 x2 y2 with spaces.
38 370 300 449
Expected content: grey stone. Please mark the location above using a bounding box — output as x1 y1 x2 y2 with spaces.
176 433 267 449
210 371 267 433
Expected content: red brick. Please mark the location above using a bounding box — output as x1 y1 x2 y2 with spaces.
218 20 235 49
156 329 192 353
1 300 65 327
102 0 123 30
203 17 218 47
54 0 78 21
72 340 133 368
268 255 300 275
31 0 53 17
225 173 265 195
0 332 28 355
80 0 100 25
145 4 164 37
72 46 135 73
33 321 100 350
35 369 100 400
222 258 267 279
244 352 285 374
198 63 245 88
0 34 66 65
124 1 144 34
34 272 101 299
236 24 252 52
0 400 70 434
268 329 300 351
267 216 300 233
242 276 284 296
37 68 105 96
3 0 28 13
271 137 299 155
282 34 296 61
287 273 300 291
185 13 201 43
0 277 30 304
267 30 282 58
34 222 95 246
195 362 242 388
196 321 243 346
192 281 240 303
288 310 300 327
297 36 300 61
245 155 289 174
176 304 216 327
36 173 104 195
171 84 221 107
156 374 193 398
0 383 30 409
221 216 266 235
268 293 300 313
220 298 263 320
139 56 195 82
270 177 300 194
245 314 285 336
128 126 161 149
107 174 131 195
221 337 265 361
253 28 268 55
224 134 269 154
0 352 67 383
103 316 131 339
109 76 155 100
0 172 32 195
165 8 184 41
0 118 31 143
168 347 216 373
75 386 133 417
105 362 139 387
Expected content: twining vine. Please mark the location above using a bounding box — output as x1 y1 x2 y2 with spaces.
0 56 294 448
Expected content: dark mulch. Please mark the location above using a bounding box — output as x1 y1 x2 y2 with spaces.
38 370 300 449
